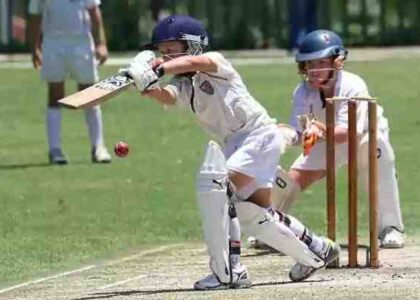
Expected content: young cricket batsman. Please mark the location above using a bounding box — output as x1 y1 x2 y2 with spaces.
271 29 404 248
122 15 340 289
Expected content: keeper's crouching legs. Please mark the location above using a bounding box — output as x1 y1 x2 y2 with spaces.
194 141 251 290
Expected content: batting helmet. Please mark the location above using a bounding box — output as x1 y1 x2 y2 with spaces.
295 30 348 62
151 15 209 55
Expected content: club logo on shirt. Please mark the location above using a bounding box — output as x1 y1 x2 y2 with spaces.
199 80 214 95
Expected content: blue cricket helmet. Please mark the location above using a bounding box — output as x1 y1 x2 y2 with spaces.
151 15 209 55
295 30 348 62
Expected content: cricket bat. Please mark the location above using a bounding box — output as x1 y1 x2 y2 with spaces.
58 74 134 109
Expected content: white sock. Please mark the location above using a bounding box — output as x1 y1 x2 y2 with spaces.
274 209 325 254
47 107 62 150
85 105 104 148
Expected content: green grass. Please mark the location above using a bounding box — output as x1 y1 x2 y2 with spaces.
0 58 419 285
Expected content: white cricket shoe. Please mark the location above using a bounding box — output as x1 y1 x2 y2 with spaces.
193 265 251 290
380 226 404 248
289 238 340 282
92 146 112 163
49 148 68 165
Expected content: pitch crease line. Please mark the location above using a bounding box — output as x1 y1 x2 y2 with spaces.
0 265 95 294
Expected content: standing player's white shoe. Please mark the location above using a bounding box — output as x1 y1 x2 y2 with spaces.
193 265 251 290
380 226 404 248
289 238 340 282
49 148 68 165
92 146 112 163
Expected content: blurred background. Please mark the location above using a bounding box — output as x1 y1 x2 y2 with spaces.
1 0 420 53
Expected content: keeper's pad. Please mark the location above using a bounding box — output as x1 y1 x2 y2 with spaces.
235 201 324 268
196 141 231 283
271 166 301 212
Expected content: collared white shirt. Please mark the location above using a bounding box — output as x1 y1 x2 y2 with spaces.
290 70 387 134
166 52 276 144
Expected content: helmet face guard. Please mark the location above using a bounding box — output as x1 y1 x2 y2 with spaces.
306 67 338 89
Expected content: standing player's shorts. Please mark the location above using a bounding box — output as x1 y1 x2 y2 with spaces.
224 124 282 189
41 36 98 84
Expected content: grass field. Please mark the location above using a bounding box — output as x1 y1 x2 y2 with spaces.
0 57 419 286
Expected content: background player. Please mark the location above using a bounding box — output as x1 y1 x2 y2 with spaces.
28 0 111 164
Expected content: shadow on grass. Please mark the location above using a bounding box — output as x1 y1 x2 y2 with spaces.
0 161 89 170
72 279 329 300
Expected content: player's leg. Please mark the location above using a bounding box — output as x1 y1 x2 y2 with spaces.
235 198 339 282
271 140 330 212
70 38 111 163
227 125 339 282
41 38 68 164
271 167 325 212
77 83 111 163
359 131 404 248
194 141 251 290
46 82 68 164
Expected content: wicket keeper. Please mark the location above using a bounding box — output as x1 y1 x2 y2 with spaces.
271 30 404 248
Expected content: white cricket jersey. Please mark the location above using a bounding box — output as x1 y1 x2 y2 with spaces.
166 52 276 145
289 70 387 134
28 0 100 38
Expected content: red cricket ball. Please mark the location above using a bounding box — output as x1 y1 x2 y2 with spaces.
114 141 129 157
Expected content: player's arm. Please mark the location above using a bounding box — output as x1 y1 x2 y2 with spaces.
333 126 348 144
28 13 42 69
157 55 218 75
142 87 177 106
139 55 216 105
88 5 108 65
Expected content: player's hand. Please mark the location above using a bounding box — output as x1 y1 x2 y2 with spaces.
124 60 159 92
32 48 42 70
95 43 108 65
302 132 319 156
151 57 164 69
302 120 326 140
131 50 156 66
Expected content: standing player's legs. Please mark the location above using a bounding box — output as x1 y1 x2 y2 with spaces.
42 38 68 164
358 131 404 248
70 38 111 163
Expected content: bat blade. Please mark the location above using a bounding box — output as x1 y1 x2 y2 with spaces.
58 75 134 109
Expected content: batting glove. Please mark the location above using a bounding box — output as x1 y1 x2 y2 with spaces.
119 50 160 92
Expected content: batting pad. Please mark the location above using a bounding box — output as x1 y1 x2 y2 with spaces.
235 201 325 268
196 141 231 283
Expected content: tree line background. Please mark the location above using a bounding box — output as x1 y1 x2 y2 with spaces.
2 0 420 52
